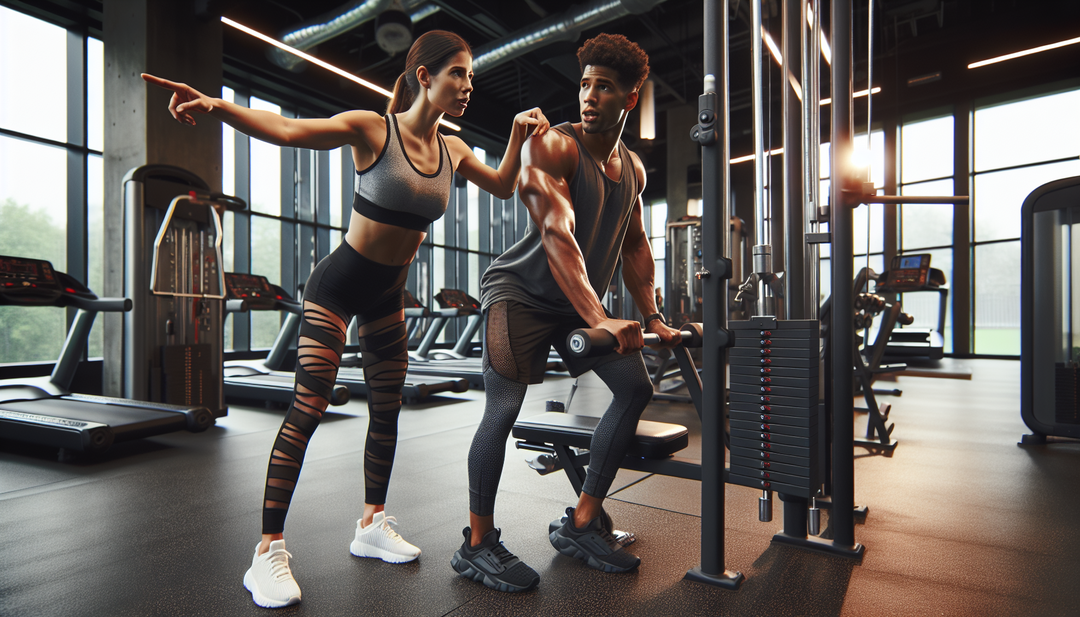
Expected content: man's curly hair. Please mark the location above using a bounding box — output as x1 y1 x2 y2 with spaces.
576 33 650 91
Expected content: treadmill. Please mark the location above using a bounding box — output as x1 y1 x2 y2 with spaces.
407 288 566 388
222 273 350 406
223 273 466 405
875 253 947 360
0 256 213 456
406 289 487 388
410 289 484 361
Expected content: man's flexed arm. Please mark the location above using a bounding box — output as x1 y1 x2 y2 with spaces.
519 132 643 353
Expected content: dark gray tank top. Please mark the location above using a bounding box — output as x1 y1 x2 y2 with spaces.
481 122 639 315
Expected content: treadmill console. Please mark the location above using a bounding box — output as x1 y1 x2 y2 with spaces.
882 254 939 292
0 255 62 305
225 272 281 309
403 289 424 309
435 288 481 311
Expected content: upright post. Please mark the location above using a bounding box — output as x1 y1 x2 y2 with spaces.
685 0 743 589
779 0 809 540
750 0 774 318
829 0 863 554
805 0 822 321
782 0 806 322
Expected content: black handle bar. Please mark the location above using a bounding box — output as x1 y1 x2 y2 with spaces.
566 323 703 358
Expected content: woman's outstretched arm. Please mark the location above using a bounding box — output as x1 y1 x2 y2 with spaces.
142 73 378 151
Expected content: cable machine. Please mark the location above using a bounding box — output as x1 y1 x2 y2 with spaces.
690 0 970 581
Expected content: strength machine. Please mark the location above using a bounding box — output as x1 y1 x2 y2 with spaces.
118 164 245 418
510 0 969 590
1021 175 1080 444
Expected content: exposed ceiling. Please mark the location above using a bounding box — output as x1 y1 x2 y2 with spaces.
8 0 1077 202
209 0 1078 202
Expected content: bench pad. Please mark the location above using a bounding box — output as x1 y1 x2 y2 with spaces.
513 412 688 459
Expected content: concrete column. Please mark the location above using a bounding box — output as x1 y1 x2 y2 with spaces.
102 2 221 396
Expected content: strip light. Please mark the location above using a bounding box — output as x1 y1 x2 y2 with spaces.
762 27 783 65
731 147 784 164
820 87 880 106
221 16 462 131
968 35 1080 69
760 28 806 101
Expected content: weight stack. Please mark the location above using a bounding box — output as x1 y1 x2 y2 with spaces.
728 316 821 497
1055 365 1080 425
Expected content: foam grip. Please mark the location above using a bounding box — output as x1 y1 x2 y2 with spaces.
185 407 215 432
567 328 618 357
330 385 351 406
680 322 704 347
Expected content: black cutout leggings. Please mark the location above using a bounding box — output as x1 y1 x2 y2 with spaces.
262 242 410 535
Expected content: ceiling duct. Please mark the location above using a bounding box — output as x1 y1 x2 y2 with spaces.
269 0 436 70
471 0 668 75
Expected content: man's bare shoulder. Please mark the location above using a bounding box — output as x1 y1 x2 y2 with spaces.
524 126 578 177
626 147 647 192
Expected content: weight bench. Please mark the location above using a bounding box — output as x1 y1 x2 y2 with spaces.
513 411 693 545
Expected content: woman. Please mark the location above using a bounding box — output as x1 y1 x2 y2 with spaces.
144 30 547 609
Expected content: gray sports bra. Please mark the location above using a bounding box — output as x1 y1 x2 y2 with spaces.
352 114 453 231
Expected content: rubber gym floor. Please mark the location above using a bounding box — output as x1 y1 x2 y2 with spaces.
1 358 1077 616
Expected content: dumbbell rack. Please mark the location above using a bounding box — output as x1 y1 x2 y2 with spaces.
728 316 822 497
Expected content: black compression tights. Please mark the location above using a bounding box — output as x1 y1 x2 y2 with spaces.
468 354 654 516
261 302 408 535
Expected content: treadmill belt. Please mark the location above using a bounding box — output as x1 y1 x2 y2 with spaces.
0 399 188 442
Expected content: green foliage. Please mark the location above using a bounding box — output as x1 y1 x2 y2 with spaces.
0 198 65 265
0 198 67 363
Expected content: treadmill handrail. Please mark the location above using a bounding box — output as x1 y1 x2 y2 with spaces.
69 295 132 313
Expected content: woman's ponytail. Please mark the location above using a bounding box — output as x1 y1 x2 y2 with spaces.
387 71 415 115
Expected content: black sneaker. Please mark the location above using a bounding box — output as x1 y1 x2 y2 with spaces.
451 527 540 593
548 507 636 547
549 507 641 573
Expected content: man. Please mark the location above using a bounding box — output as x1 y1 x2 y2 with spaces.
450 33 680 592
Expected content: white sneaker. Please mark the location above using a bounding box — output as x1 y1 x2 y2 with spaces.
243 540 301 608
349 511 421 563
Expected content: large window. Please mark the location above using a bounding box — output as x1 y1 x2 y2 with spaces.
971 88 1080 355
899 115 955 353
0 6 102 364
220 91 348 352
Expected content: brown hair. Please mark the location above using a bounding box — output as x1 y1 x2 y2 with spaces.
387 30 472 114
576 33 650 91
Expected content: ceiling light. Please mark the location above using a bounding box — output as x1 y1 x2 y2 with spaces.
762 27 783 65
968 35 1080 69
375 9 413 55
907 72 942 87
639 80 656 140
820 87 880 106
220 16 461 131
731 147 784 164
